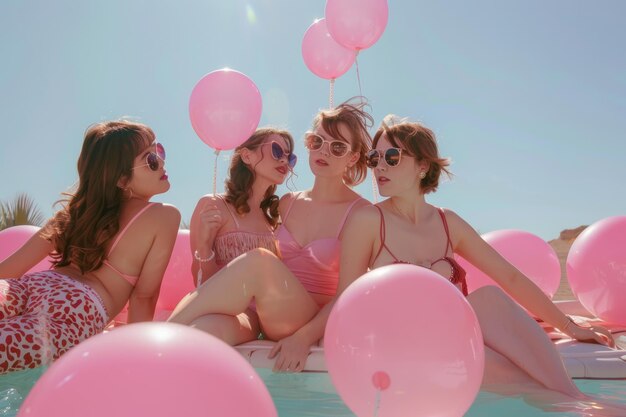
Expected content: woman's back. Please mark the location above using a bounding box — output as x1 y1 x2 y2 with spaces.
54 200 180 318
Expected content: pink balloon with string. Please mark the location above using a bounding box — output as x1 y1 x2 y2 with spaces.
189 69 262 151
325 264 483 417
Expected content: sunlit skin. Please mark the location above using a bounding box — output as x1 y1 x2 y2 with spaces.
0 122 180 373
169 105 373 373
333 125 625 415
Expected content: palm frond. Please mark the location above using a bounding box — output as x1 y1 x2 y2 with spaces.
0 193 46 229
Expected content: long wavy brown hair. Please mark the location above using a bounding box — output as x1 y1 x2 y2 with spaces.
43 120 155 273
224 127 294 229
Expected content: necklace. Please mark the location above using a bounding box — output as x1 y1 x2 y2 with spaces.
389 199 416 223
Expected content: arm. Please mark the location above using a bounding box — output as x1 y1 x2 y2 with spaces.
189 196 224 286
449 209 613 346
127 204 180 323
269 205 378 371
0 222 54 279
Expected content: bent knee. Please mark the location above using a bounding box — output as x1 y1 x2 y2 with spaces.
468 285 514 311
243 248 283 272
244 248 280 263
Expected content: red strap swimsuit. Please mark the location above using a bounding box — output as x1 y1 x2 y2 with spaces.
373 206 468 296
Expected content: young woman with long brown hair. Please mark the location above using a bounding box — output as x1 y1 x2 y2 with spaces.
0 120 180 374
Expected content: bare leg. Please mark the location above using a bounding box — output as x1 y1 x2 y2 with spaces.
467 285 582 398
168 248 319 341
483 346 626 416
190 310 260 346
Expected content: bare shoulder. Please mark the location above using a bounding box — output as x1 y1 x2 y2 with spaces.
195 194 227 210
438 207 477 239
353 196 373 210
145 203 181 227
278 191 299 215
349 204 381 224
279 191 298 206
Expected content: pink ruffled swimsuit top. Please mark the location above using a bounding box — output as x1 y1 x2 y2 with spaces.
212 195 278 266
276 193 364 297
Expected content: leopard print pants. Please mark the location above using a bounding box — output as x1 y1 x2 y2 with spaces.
0 271 109 374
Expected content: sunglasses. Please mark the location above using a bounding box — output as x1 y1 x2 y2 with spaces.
304 133 350 158
133 142 166 171
263 141 297 169
366 148 403 168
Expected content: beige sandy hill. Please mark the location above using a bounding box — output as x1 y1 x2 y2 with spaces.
548 226 587 301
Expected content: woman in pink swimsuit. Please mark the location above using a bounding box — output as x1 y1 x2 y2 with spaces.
169 100 372 371
337 116 622 411
185 127 296 345
0 120 180 374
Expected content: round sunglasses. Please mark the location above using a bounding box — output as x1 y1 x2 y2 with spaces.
304 133 350 158
133 142 166 171
263 141 297 169
366 147 403 168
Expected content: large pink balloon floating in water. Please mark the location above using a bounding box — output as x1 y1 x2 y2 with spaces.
567 216 626 325
18 322 277 417
0 225 53 273
189 68 262 151
301 18 356 80
457 229 561 299
325 264 484 417
325 0 389 51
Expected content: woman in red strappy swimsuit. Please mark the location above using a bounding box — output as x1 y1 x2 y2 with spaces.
0 120 180 374
337 116 621 408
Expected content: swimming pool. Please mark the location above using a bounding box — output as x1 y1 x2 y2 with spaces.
2 367 625 416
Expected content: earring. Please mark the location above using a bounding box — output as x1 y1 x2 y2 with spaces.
123 187 134 199
419 171 426 179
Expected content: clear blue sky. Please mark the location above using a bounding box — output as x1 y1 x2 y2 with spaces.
1 1 624 240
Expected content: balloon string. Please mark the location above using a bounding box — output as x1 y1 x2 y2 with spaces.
373 389 381 417
371 174 378 203
355 51 363 101
213 149 221 195
329 78 335 109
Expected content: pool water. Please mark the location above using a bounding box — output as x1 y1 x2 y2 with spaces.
2 367 625 416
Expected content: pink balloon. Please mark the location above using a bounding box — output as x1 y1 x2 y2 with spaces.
189 69 262 150
457 229 561 298
155 229 194 313
566 216 626 325
301 18 356 80
18 322 277 417
325 0 389 51
325 264 484 417
0 225 53 274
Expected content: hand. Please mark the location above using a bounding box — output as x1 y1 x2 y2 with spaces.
198 203 223 244
268 333 312 373
566 321 616 348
